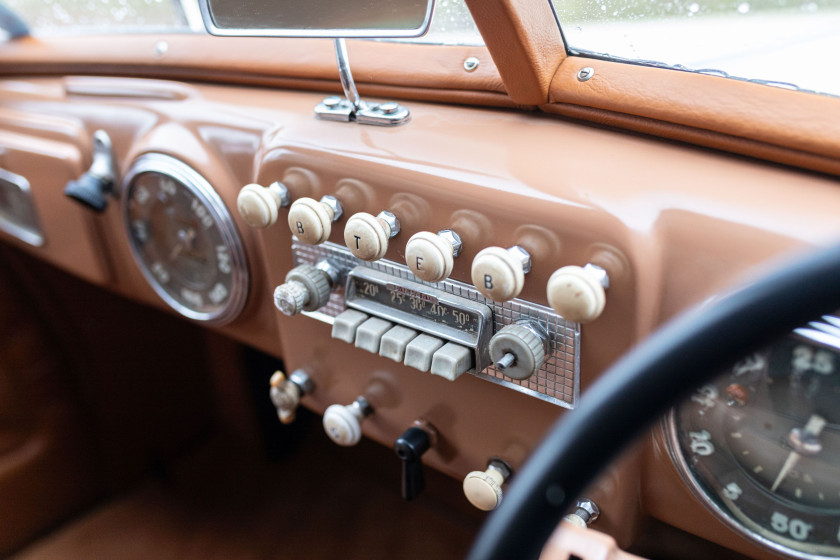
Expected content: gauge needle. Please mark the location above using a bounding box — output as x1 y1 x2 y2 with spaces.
770 414 826 492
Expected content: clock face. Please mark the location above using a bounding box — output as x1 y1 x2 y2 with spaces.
122 153 249 325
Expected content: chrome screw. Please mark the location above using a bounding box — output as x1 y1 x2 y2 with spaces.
577 67 595 82
463 57 480 72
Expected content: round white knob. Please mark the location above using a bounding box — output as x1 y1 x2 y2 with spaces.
463 464 508 511
288 196 342 245
406 230 461 283
323 397 371 447
471 246 531 302
344 211 398 261
237 182 289 228
547 265 607 324
489 323 547 380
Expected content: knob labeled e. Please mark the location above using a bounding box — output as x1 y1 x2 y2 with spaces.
405 230 462 283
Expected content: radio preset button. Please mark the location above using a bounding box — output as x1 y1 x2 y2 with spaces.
355 316 393 353
287 195 343 244
404 334 445 372
344 211 399 261
379 325 419 362
430 343 472 381
405 230 463 283
471 245 532 302
331 309 369 343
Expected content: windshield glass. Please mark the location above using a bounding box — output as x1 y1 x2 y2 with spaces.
550 0 840 96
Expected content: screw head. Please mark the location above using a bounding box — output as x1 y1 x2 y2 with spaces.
379 102 400 115
323 96 342 108
154 41 168 57
577 67 595 82
319 195 343 221
438 229 463 257
463 57 480 72
376 210 400 237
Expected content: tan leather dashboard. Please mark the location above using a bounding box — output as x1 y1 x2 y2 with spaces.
1 75 839 557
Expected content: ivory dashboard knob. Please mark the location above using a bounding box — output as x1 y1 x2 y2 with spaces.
344 211 399 261
546 264 609 324
269 369 314 424
273 263 334 316
323 396 372 447
471 246 531 302
406 230 462 282
489 322 548 380
463 460 512 511
236 182 290 228
288 195 343 244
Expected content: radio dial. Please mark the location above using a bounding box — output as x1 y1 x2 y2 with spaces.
344 211 399 261
489 322 547 380
405 230 462 283
273 263 333 316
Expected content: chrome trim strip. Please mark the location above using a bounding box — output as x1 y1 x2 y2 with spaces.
0 168 45 247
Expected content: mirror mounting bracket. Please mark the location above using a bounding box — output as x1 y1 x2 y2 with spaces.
315 39 411 127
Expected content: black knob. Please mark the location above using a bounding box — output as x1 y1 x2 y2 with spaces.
65 173 112 212
394 426 432 501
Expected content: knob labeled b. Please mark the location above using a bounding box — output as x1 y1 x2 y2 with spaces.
344 211 399 261
406 230 462 283
288 195 342 244
471 246 531 302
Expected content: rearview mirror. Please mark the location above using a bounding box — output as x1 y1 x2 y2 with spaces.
198 0 435 38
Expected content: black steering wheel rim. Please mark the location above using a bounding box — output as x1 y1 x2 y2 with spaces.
467 241 840 560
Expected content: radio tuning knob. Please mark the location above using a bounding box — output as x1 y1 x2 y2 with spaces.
287 195 343 244
344 211 399 261
269 369 314 424
471 246 531 302
273 262 338 316
323 396 372 446
547 264 609 324
463 459 512 511
489 321 548 380
406 230 462 283
236 182 290 228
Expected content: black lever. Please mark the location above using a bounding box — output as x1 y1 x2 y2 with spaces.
394 425 433 501
65 130 116 212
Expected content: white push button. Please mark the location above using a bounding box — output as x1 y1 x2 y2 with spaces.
430 343 472 381
287 195 342 245
471 246 531 302
547 264 608 324
355 317 392 353
236 182 289 228
331 309 369 343
379 325 419 362
344 211 399 261
404 334 444 372
405 230 462 283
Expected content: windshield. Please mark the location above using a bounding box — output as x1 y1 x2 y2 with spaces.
550 0 840 96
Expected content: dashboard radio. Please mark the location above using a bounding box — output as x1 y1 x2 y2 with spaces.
284 241 580 409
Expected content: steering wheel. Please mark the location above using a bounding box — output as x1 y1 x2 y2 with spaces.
467 241 840 560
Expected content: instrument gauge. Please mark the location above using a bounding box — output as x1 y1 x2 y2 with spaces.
122 153 249 325
669 323 840 559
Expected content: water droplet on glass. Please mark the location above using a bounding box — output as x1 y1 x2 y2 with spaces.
737 2 750 13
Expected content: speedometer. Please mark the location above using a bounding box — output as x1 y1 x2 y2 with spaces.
122 153 249 325
668 320 840 559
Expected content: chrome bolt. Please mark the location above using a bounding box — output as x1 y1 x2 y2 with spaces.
508 245 532 274
319 195 343 221
154 41 168 57
323 96 342 109
438 229 463 257
376 210 400 237
268 181 291 208
379 102 400 115
577 67 595 82
574 498 600 524
463 57 480 72
583 263 610 289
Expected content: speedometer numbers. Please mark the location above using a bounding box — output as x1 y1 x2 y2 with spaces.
670 335 840 559
122 154 249 325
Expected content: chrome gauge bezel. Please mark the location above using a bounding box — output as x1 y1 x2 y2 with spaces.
121 153 249 325
664 326 840 560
